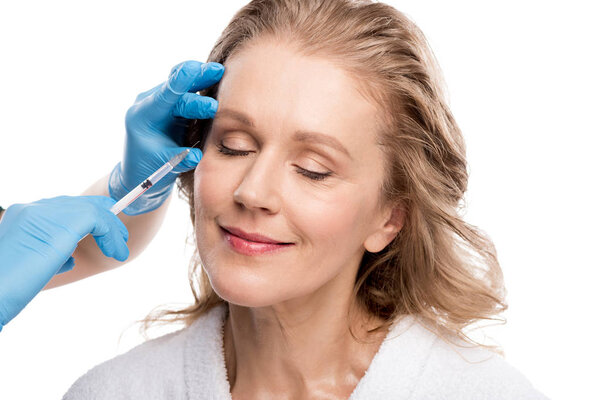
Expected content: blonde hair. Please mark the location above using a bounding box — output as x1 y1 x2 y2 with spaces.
145 0 507 353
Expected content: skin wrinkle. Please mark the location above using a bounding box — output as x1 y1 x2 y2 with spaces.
193 40 404 399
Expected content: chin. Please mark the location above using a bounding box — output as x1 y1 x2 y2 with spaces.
213 286 278 308
205 266 282 308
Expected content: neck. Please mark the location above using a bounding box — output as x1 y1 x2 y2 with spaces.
223 290 388 398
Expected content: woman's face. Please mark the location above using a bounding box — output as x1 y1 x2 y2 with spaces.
194 39 401 308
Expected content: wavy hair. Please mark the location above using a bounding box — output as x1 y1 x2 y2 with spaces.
143 0 508 354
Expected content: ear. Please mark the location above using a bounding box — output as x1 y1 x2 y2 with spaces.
363 203 405 253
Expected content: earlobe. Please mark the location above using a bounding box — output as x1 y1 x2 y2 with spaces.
363 205 405 253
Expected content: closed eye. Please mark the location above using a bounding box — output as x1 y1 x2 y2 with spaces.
216 142 251 157
216 143 332 182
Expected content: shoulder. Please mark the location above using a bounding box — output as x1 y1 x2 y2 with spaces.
63 329 187 400
352 315 549 400
63 303 228 400
413 327 549 400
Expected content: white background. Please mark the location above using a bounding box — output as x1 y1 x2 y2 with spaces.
0 1 598 398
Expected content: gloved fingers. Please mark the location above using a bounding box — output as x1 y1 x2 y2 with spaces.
57 257 75 274
132 60 193 103
153 61 202 109
152 61 224 114
189 62 224 93
78 196 126 232
93 228 130 262
149 61 201 115
38 196 129 261
169 60 224 93
171 92 218 120
77 196 130 261
86 199 129 243
163 147 203 174
90 210 129 262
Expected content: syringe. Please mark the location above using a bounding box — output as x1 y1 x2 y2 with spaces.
75 148 191 247
110 148 190 215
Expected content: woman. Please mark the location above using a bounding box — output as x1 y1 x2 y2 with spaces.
64 0 548 398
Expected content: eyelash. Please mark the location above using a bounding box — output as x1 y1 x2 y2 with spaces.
216 143 333 182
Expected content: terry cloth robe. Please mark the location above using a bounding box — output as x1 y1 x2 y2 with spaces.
63 302 550 399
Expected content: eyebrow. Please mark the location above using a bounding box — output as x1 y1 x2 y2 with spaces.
214 108 352 159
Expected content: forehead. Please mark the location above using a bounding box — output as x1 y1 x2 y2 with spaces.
215 40 381 153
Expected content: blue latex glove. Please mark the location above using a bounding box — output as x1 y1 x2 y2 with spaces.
0 196 129 332
109 60 224 215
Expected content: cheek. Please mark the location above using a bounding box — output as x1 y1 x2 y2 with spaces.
193 153 236 216
193 156 236 293
193 155 235 264
286 182 368 253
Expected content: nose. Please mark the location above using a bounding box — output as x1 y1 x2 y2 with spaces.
232 152 282 214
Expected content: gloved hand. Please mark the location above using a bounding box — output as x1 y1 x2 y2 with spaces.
0 196 129 332
109 60 224 215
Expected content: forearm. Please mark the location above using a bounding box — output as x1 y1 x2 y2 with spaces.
44 174 171 289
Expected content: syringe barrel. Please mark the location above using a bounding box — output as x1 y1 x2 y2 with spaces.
109 183 150 215
146 162 174 186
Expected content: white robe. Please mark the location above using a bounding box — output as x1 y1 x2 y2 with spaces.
63 302 549 399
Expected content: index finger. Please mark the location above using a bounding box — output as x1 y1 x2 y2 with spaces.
152 61 224 112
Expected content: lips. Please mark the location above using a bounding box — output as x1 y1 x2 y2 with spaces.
221 226 292 244
220 225 295 256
